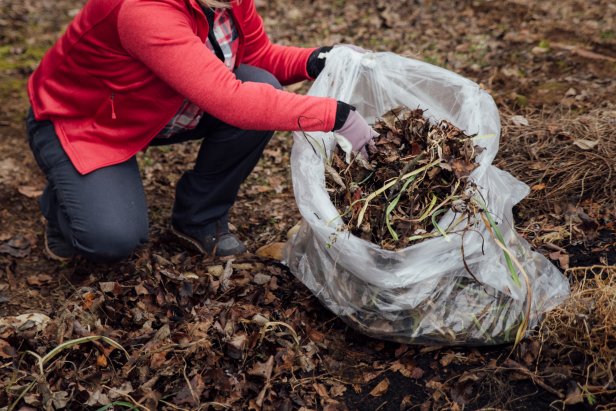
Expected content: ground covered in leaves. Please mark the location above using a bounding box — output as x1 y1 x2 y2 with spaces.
1 0 615 410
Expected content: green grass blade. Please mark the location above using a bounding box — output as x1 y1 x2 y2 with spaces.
357 159 440 227
41 335 128 366
385 177 415 241
472 196 521 287
431 208 450 241
483 211 520 287
416 193 438 222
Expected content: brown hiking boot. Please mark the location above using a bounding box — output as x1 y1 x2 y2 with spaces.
171 225 247 257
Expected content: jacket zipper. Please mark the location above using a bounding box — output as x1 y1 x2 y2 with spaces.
110 92 117 120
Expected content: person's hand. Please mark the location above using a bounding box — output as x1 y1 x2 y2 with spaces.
334 107 378 155
306 46 333 79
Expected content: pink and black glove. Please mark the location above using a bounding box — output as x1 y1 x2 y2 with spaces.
333 102 378 154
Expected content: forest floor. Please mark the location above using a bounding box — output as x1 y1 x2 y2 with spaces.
0 0 615 410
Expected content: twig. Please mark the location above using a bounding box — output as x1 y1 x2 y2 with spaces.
182 360 199 408
542 242 566 253
550 42 616 63
460 228 484 287
501 359 564 399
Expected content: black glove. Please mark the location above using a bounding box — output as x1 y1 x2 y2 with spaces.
307 46 333 79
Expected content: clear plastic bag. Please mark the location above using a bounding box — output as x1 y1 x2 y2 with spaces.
285 46 570 345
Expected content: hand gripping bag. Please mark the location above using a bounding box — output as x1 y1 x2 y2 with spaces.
285 46 569 345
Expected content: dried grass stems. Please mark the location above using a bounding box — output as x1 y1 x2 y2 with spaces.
326 107 484 251
498 108 616 213
538 265 616 403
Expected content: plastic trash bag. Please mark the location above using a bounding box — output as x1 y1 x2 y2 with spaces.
284 46 570 345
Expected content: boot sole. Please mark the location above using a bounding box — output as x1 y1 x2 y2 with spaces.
43 228 75 262
170 226 247 257
170 226 211 255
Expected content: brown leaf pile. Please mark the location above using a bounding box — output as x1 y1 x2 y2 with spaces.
0 250 354 410
326 107 483 250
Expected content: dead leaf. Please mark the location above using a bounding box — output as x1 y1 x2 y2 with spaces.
174 374 205 406
0 313 51 337
529 162 548 171
99 281 121 294
313 383 329 398
451 372 479 404
439 352 456 367
220 258 234 290
227 333 247 359
107 382 134 401
251 314 269 326
85 387 111 407
96 354 108 368
576 212 599 240
18 185 43 198
26 274 53 286
82 291 97 310
563 382 583 405
329 383 347 397
0 338 16 358
548 251 570 269
362 371 380 383
531 46 548 54
256 242 286 261
150 351 168 369
207 265 224 276
52 391 70 409
134 283 149 295
511 115 529 126
264 290 278 305
531 183 546 191
400 395 413 409
325 163 347 189
308 329 325 344
248 355 274 379
369 378 389 397
449 158 478 179
0 235 31 258
392 361 425 379
252 273 271 285
572 139 599 150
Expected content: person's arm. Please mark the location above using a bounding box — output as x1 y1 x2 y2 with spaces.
117 0 336 132
238 0 317 85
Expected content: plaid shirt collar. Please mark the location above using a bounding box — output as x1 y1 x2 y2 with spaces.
207 8 239 70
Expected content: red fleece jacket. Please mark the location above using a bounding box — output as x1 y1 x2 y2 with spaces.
28 0 338 174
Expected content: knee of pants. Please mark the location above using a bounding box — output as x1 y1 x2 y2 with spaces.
235 65 282 90
73 219 148 263
260 71 282 91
